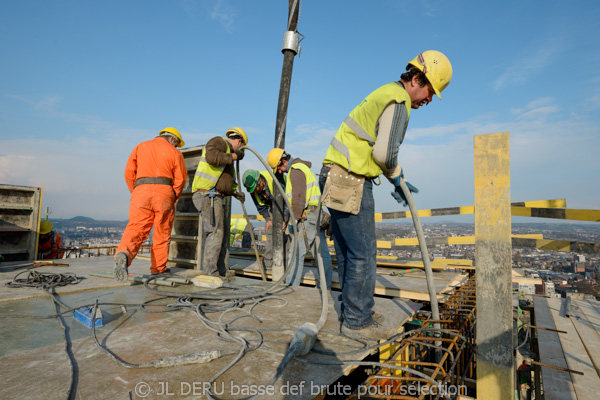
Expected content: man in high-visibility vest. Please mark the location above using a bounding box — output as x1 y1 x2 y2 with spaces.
192 127 247 277
266 148 332 289
230 218 252 248
38 220 65 260
319 51 453 340
114 127 187 280
242 169 289 269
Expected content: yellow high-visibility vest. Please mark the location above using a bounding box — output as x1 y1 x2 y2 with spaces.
323 82 411 178
192 137 231 192
285 162 320 209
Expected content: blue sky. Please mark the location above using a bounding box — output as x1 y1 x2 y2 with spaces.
1 0 599 224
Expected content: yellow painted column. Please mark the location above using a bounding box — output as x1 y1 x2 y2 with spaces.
474 132 514 399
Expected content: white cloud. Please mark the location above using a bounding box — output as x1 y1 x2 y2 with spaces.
492 42 562 91
210 0 236 34
8 94 61 111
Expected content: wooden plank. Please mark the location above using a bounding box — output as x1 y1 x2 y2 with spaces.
548 298 600 399
585 299 600 316
577 299 600 337
533 297 576 399
570 300 600 378
231 263 464 303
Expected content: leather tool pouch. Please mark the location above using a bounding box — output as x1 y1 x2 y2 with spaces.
321 164 364 215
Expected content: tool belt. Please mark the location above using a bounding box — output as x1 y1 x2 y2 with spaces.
134 177 173 188
321 164 365 215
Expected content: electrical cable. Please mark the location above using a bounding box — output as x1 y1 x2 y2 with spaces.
49 287 76 400
259 182 331 392
3 273 85 400
90 299 237 368
4 270 85 289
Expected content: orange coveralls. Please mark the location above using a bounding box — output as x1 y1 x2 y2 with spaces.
38 231 65 259
116 136 187 274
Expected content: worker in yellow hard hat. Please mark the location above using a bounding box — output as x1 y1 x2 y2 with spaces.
266 148 333 289
113 127 188 281
191 127 247 277
320 50 452 340
38 219 65 259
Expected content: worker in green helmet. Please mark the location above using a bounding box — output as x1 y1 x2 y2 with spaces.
242 169 288 269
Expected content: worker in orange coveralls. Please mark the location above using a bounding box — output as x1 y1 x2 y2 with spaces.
113 127 188 281
38 219 65 259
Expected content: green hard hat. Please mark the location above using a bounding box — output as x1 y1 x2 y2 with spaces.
242 170 261 193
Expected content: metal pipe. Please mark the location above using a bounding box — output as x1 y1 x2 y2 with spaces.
272 0 301 282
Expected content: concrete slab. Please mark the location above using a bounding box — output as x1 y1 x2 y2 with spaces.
0 255 421 400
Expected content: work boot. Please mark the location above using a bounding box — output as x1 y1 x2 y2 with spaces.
339 310 383 323
372 311 383 322
341 318 399 341
114 252 129 281
151 268 172 277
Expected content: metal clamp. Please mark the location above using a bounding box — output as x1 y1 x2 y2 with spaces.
281 31 300 55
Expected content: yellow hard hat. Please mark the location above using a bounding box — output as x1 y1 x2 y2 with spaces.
40 220 53 235
408 50 452 99
159 127 185 148
267 148 286 172
226 127 248 145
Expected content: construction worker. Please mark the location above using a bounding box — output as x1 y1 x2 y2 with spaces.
230 217 252 248
192 127 247 277
38 220 65 259
242 169 289 269
267 148 332 289
113 127 187 280
319 50 452 340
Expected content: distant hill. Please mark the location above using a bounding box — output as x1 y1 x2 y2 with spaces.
51 217 128 230
69 216 96 222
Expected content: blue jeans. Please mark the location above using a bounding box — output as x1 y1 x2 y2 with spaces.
319 166 377 329
287 207 333 289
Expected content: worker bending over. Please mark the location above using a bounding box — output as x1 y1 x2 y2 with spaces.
320 51 453 340
242 169 289 269
192 127 247 277
114 127 187 280
267 148 332 289
38 219 65 260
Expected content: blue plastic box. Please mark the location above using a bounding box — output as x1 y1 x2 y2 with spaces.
73 307 103 329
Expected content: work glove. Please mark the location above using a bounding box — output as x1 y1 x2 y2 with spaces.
390 174 419 207
319 210 332 237
234 149 245 161
234 191 245 203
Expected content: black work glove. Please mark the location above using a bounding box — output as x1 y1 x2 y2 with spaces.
234 149 245 161
234 191 245 203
